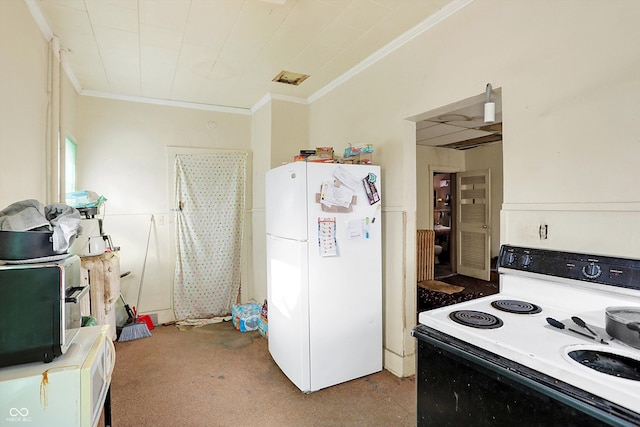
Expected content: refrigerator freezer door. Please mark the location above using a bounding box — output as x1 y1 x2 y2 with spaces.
266 162 308 241
266 235 310 391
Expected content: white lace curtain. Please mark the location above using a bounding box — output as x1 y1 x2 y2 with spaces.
173 153 246 321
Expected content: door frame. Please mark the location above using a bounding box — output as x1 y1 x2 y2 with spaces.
429 165 462 275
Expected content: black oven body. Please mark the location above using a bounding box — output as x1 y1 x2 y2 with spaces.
413 325 640 427
0 255 85 368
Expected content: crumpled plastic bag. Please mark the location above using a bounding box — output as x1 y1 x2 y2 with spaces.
45 203 82 252
231 302 262 332
65 190 107 209
0 199 81 252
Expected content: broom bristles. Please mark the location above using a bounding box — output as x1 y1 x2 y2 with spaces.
118 321 151 342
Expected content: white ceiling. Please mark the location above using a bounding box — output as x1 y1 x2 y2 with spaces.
414 88 502 149
29 0 499 147
32 0 459 110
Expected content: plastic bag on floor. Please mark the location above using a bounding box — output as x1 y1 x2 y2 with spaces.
231 302 261 332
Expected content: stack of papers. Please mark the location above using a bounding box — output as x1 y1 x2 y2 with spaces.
320 182 354 209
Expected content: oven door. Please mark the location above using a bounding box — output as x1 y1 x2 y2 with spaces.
64 285 89 351
413 325 640 427
80 325 116 427
0 326 114 427
0 263 65 367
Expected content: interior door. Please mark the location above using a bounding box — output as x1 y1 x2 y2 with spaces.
456 169 491 281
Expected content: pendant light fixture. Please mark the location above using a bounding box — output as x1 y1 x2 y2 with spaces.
484 83 495 123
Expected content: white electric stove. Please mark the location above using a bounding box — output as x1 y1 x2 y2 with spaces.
414 245 640 426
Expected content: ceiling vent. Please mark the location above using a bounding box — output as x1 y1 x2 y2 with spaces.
273 70 310 86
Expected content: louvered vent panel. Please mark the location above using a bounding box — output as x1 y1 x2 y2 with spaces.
461 176 485 186
461 204 486 224
417 229 435 282
460 232 486 269
461 188 485 200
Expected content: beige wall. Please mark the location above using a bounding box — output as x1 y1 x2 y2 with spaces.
308 0 640 376
417 143 503 255
0 0 50 207
76 97 251 323
270 99 310 168
416 146 465 230
250 98 310 304
250 102 272 305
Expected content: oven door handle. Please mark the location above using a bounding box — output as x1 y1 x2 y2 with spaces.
65 285 90 303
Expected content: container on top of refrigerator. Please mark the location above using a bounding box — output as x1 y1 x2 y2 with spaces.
343 143 374 164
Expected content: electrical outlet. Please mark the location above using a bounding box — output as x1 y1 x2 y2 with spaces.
539 224 548 240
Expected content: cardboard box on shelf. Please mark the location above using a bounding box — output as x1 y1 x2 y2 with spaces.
315 147 334 159
341 152 373 164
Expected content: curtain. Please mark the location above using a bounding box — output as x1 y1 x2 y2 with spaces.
173 153 246 321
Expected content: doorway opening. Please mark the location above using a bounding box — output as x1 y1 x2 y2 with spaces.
412 89 504 315
433 172 455 279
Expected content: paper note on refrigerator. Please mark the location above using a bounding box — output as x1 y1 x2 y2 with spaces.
320 181 354 209
318 217 339 257
333 165 361 191
346 218 366 239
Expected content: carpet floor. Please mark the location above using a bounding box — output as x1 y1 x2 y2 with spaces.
417 273 499 312
101 321 416 427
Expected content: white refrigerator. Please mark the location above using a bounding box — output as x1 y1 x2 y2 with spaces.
266 161 382 393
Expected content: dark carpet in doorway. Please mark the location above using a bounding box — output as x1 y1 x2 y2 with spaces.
417 287 485 312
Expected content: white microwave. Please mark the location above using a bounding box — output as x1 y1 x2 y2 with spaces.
0 325 115 427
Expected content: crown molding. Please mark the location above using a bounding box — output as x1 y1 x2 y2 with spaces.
80 90 251 115
25 0 474 115
307 0 475 104
251 93 308 113
24 0 53 40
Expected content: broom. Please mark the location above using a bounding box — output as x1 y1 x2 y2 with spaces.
117 216 154 342
117 292 151 342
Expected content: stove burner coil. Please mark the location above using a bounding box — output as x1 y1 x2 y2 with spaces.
449 310 504 329
568 350 640 381
491 299 542 314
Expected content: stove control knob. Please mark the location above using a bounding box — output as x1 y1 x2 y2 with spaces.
582 262 602 279
521 254 533 267
505 252 516 265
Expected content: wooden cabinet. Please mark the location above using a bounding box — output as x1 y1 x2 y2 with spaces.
80 252 121 340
